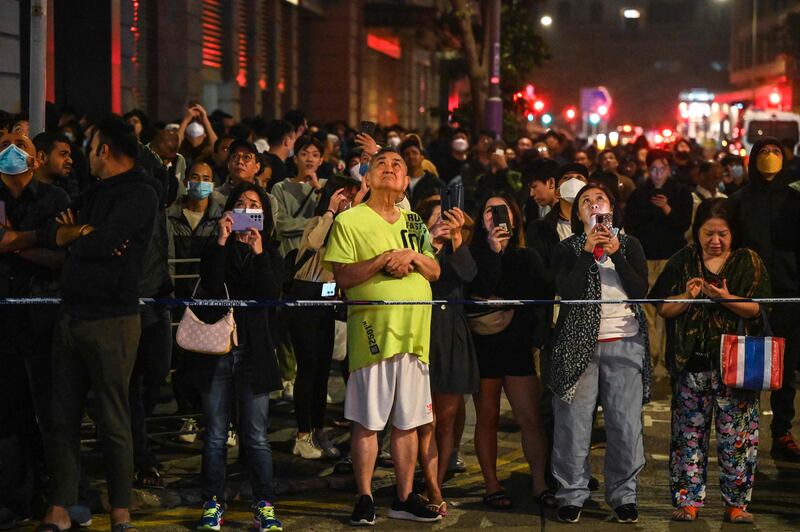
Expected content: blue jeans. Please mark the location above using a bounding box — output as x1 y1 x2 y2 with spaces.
200 349 274 503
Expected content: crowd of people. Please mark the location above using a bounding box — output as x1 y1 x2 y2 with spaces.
1 102 800 531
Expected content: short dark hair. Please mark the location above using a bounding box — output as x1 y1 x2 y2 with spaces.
283 109 306 132
692 197 736 249
93 116 138 159
33 132 72 155
399 136 422 156
478 129 496 140
523 158 559 186
293 135 325 157
646 148 672 167
570 182 618 235
265 119 294 147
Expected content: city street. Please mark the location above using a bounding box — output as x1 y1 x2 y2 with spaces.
61 376 800 531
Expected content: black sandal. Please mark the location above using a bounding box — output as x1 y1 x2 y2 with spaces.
483 489 514 509
134 466 166 489
534 489 558 508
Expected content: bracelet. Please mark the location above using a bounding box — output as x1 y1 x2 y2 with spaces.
78 224 91 236
325 209 336 217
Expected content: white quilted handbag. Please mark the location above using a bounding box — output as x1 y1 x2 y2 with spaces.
176 280 238 355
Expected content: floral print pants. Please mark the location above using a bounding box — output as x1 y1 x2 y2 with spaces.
670 370 759 509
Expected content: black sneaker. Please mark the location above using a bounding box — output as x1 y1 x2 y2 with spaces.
387 493 442 523
349 495 376 527
557 505 582 523
614 503 639 524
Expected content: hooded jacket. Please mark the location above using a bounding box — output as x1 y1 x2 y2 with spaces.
44 166 160 319
728 137 800 296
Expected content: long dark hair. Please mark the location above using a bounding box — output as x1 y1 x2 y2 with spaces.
472 191 526 249
223 182 274 242
570 182 618 235
692 197 738 250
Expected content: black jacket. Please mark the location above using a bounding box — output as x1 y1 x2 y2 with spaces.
44 167 159 319
408 172 445 210
197 239 283 394
728 137 800 296
624 178 693 260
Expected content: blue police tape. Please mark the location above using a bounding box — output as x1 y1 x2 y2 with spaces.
2 297 800 307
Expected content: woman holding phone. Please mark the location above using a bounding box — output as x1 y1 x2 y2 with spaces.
468 192 555 509
549 182 650 524
194 182 284 532
649 198 768 524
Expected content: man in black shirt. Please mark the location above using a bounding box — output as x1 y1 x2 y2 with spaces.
0 132 69 524
263 119 295 191
39 118 158 532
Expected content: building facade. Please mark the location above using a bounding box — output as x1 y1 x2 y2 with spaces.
529 0 732 129
1 0 442 130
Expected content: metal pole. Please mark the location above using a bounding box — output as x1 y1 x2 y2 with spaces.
484 0 502 137
29 0 47 135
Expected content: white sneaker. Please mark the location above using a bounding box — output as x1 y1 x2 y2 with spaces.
314 430 341 459
282 380 294 401
226 428 238 447
178 418 198 443
293 433 323 459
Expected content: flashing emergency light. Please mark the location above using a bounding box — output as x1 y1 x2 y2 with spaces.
654 134 664 144
565 107 577 120
541 113 553 125
769 91 781 106
533 100 545 112
662 129 673 138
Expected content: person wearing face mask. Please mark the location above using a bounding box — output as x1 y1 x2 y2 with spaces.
649 198 768 524
549 183 650 525
721 154 747 195
435 129 471 184
625 149 693 375
672 138 695 189
191 182 284 532
728 137 800 463
166 161 225 440
0 132 69 527
178 103 217 168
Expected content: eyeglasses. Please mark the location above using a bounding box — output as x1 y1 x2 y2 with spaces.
230 153 255 163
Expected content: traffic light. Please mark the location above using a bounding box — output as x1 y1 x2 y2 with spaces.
533 100 545 112
564 107 577 121
597 104 609 117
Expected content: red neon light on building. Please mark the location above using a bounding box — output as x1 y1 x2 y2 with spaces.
202 0 223 68
367 33 402 60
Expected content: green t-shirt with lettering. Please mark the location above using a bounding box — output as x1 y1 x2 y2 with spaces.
323 203 435 372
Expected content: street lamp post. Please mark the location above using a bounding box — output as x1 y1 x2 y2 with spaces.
485 0 502 137
29 0 47 135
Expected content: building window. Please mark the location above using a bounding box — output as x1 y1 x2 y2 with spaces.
202 0 224 69
236 0 249 87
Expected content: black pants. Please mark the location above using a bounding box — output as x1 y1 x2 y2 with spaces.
47 312 140 509
288 306 335 433
129 305 172 470
770 304 800 437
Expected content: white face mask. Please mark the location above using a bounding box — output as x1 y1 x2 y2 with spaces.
559 178 586 203
451 138 469 153
186 121 205 138
387 136 402 148
254 138 269 153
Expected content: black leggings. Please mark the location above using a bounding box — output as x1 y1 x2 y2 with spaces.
288 306 335 433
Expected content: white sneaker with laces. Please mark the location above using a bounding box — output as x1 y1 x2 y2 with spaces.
293 433 323 459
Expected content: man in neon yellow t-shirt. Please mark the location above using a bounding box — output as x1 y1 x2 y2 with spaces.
324 148 442 525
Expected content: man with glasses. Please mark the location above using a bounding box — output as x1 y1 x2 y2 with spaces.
216 139 263 200
624 149 693 375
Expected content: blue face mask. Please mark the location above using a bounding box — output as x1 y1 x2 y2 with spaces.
187 180 214 199
0 144 31 175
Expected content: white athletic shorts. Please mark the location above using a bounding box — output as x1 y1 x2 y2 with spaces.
344 353 434 431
